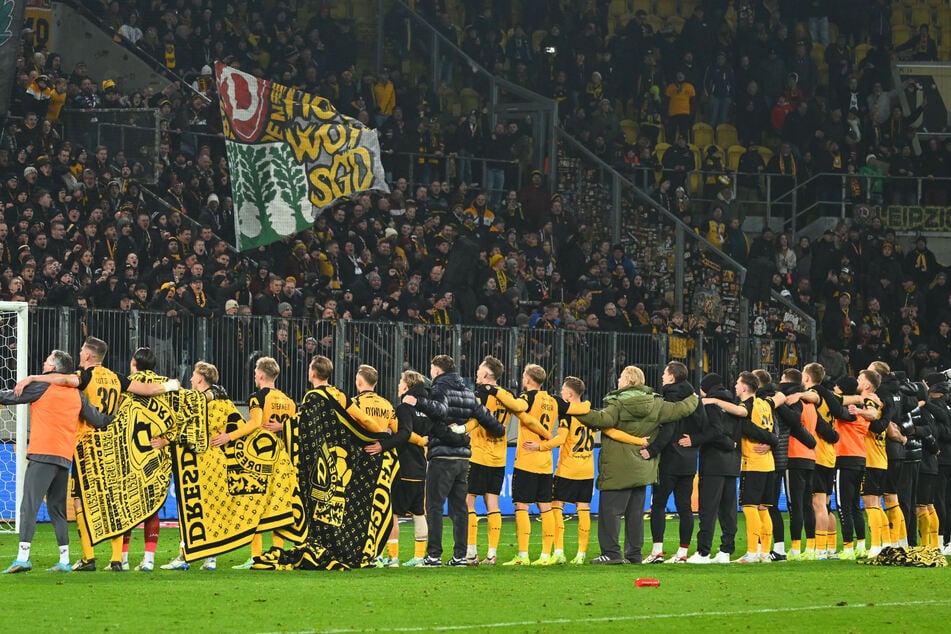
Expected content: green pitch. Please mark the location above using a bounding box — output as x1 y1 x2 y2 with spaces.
2 517 950 632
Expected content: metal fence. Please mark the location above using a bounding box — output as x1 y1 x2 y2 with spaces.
59 108 163 184
16 306 815 406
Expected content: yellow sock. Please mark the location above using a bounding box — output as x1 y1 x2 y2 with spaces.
552 504 565 552
75 507 95 562
414 539 427 559
742 506 760 553
791 539 801 552
816 531 827 552
806 537 816 551
387 539 399 559
843 540 854 550
917 509 930 546
271 534 284 550
758 508 773 553
577 508 591 554
929 508 939 548
540 510 555 557
251 533 263 557
110 535 124 563
866 510 880 549
468 511 478 549
515 509 530 554
828 523 838 552
886 504 906 543
487 511 502 551
875 507 891 545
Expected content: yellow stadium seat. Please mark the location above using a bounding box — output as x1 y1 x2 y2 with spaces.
756 146 773 166
892 24 912 48
657 0 678 18
632 0 652 12
692 122 715 147
654 142 671 163
910 5 932 26
532 29 548 53
679 0 699 18
688 143 702 169
620 119 640 144
646 15 663 33
459 87 481 114
716 123 738 148
665 16 685 33
810 42 825 67
891 10 907 26
727 144 746 171
689 171 703 195
854 43 872 64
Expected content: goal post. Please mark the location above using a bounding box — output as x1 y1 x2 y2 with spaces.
0 302 29 534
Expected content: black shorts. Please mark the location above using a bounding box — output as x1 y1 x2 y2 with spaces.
512 468 553 504
861 467 888 497
553 476 594 504
739 471 774 506
467 462 505 497
917 472 936 505
885 463 902 494
813 465 835 495
392 478 425 516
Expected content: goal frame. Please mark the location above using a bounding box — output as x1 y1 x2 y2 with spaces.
0 301 29 534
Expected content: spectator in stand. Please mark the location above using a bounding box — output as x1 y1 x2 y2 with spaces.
664 72 696 144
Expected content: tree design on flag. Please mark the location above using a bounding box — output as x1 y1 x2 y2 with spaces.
230 143 308 248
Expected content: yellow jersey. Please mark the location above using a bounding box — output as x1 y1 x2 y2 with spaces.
741 397 775 472
545 413 595 480
514 390 559 474
353 391 397 434
470 386 517 468
76 365 131 438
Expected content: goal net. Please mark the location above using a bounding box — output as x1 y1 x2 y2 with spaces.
0 302 28 533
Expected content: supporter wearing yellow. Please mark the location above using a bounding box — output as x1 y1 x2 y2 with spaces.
503 364 560 566
15 337 177 572
465 356 549 566
212 357 296 569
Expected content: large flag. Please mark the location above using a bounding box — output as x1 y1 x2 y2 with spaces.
0 0 28 115
253 387 398 570
170 397 306 562
74 376 207 544
215 62 389 251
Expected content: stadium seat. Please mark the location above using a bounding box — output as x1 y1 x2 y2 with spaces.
692 122 714 147
679 0 699 19
727 144 746 171
688 143 702 169
716 123 738 148
892 24 912 48
724 5 736 30
665 16 685 33
645 15 663 33
657 0 678 18
855 43 872 64
654 142 671 164
891 10 907 26
689 171 703 195
532 29 547 53
910 5 932 26
756 146 774 166
459 87 481 114
620 119 640 144
632 0 652 13
810 42 825 67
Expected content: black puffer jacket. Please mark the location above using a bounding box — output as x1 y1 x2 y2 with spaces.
413 371 504 460
644 380 703 475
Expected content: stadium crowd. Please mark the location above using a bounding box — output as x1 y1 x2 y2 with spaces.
1 0 951 389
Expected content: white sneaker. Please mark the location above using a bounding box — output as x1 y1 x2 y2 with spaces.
757 553 772 563
664 554 687 563
643 552 665 564
686 552 711 564
711 551 732 564
942 545 951 556
735 553 759 563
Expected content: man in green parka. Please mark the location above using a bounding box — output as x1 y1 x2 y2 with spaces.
579 365 699 564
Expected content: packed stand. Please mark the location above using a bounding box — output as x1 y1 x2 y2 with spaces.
1 0 949 389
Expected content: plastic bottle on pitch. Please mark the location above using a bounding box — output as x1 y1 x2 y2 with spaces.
635 578 660 587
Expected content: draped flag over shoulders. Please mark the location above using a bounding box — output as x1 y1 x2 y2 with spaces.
74 374 207 544
171 396 306 562
215 62 389 251
253 387 398 570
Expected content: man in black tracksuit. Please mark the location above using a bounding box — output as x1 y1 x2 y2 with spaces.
926 375 951 552
689 373 777 563
643 362 704 564
402 354 505 566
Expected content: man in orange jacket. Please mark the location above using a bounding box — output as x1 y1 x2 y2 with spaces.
0 350 112 574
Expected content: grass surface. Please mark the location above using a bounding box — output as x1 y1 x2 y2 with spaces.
2 518 950 633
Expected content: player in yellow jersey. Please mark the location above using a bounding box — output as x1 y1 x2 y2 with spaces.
15 338 179 572
705 371 784 562
300 355 392 434
212 357 297 569
503 364 560 566
349 365 400 567
851 369 890 558
465 355 551 566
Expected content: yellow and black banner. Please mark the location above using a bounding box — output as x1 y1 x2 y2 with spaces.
170 398 306 562
74 376 207 544
253 388 398 570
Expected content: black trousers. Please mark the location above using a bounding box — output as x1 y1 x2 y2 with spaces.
695 474 738 556
938 465 951 541
768 468 786 544
835 467 865 543
899 461 921 546
785 467 816 542
649 471 695 547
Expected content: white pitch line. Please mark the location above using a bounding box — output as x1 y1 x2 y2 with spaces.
263 599 951 634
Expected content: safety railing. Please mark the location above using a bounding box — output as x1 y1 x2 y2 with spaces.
58 107 163 183
390 151 520 204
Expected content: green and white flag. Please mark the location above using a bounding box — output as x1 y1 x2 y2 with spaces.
215 62 389 251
